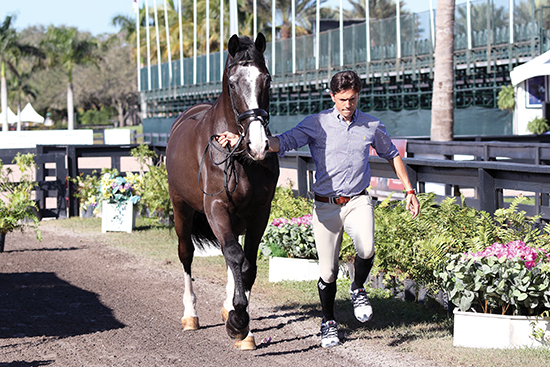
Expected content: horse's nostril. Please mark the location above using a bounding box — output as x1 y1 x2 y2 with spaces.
265 140 269 151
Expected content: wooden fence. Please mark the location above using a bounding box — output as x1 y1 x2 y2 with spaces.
0 139 549 221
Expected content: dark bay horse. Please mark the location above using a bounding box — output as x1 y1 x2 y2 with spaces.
166 33 279 350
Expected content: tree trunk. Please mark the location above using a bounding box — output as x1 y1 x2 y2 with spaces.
67 81 74 130
431 0 455 142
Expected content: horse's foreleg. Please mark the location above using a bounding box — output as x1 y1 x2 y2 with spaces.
222 241 250 340
223 266 256 350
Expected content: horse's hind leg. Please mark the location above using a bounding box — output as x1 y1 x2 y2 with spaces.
170 187 199 330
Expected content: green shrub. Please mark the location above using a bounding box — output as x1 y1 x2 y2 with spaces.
527 116 549 135
78 106 116 126
497 84 515 111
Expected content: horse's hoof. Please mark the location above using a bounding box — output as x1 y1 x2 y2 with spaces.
234 335 256 351
221 306 229 322
181 316 199 330
225 310 250 340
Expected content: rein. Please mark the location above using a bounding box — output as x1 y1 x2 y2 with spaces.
197 58 270 197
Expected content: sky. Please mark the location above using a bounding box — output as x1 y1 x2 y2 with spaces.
1 0 463 37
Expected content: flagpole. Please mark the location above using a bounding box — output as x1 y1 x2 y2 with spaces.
206 0 210 83
146 0 152 90
135 0 141 92
164 0 172 86
178 0 184 85
153 0 163 89
193 0 197 84
220 0 224 80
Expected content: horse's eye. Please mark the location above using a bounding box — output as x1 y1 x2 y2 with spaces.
229 83 236 89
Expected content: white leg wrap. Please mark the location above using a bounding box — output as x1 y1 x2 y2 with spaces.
182 267 197 318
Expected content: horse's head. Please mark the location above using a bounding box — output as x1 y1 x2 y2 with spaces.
225 33 271 161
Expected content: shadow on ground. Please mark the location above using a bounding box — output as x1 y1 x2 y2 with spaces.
0 272 124 339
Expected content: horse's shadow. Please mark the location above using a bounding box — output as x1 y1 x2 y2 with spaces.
0 272 124 339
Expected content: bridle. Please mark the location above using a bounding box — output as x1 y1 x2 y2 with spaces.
198 59 271 196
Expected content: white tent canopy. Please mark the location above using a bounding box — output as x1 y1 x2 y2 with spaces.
19 103 44 123
0 107 18 125
510 50 550 86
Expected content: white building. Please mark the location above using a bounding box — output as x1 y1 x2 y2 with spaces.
510 50 550 135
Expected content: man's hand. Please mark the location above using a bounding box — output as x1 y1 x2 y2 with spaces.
217 131 240 148
406 194 420 219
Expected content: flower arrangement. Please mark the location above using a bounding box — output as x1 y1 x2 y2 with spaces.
437 240 550 316
99 171 143 205
71 171 100 211
260 214 317 259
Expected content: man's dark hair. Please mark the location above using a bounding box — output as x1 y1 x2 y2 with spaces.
330 70 362 94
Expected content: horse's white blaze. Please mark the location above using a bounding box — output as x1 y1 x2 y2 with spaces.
248 119 268 158
242 66 261 109
223 266 236 312
182 267 197 317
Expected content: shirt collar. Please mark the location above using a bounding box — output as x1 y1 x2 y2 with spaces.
332 107 357 125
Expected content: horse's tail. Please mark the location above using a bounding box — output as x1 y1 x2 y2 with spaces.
191 212 221 250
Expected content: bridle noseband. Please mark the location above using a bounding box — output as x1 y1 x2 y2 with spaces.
198 59 271 197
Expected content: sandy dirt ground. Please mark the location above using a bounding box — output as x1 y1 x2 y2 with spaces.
0 223 440 367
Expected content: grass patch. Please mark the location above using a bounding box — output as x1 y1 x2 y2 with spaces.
41 218 550 366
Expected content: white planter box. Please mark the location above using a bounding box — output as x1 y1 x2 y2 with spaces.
101 201 136 233
269 257 320 282
453 310 550 349
268 257 348 282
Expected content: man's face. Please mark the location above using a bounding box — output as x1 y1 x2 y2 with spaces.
330 89 359 123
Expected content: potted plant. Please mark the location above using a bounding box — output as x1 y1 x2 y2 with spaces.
437 240 550 348
70 171 100 217
0 153 42 252
98 170 143 233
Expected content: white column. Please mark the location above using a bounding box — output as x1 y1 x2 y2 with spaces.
509 0 514 44
366 0 370 62
467 0 472 50
193 0 197 84
253 0 257 37
271 0 276 74
230 0 238 36
178 0 184 85
135 0 141 92
220 0 224 80
292 0 296 73
164 0 172 85
154 0 162 88
396 0 401 59
429 0 435 49
315 0 320 70
146 0 152 90
339 0 343 66
206 0 210 83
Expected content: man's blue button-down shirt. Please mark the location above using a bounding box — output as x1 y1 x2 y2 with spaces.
277 107 399 197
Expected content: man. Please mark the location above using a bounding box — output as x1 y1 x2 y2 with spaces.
218 70 419 348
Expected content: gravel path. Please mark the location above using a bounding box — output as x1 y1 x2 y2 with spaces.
0 224 439 367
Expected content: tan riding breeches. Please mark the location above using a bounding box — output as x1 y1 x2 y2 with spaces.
312 194 375 283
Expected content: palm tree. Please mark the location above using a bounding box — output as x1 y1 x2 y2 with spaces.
0 15 42 132
40 26 99 130
431 0 455 141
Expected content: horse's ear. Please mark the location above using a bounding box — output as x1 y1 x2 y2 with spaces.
228 34 240 57
255 33 266 54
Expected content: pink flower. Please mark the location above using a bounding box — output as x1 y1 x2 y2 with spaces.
465 240 548 269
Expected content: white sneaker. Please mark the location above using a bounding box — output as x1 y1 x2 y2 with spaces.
320 320 339 348
349 286 373 323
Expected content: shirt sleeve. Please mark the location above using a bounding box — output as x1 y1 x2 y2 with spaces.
276 115 317 157
371 122 399 160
